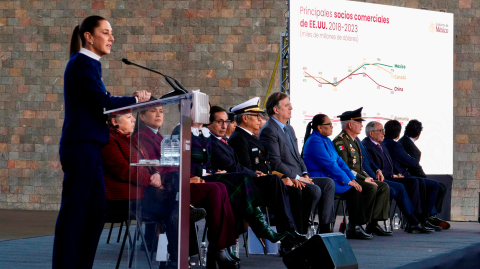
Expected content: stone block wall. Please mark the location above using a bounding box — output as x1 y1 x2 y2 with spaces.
0 0 477 220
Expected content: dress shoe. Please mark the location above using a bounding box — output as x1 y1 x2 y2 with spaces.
366 223 393 236
206 249 240 269
406 223 434 234
287 231 308 246
424 221 442 231
247 207 290 243
426 216 450 230
346 224 373 240
279 241 295 257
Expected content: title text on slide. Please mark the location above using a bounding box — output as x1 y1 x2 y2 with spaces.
299 6 390 24
300 20 358 33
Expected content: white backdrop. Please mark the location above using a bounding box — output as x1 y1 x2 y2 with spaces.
290 0 454 174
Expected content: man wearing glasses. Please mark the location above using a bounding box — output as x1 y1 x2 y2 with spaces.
333 108 392 237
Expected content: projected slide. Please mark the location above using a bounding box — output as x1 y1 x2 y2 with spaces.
290 0 453 174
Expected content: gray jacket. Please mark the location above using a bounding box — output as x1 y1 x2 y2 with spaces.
258 118 308 179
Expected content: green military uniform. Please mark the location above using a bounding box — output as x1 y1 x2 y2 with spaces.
333 130 390 222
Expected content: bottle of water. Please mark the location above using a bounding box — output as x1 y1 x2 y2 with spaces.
393 213 399 230
199 242 207 266
160 135 171 165
234 239 240 258
171 135 180 166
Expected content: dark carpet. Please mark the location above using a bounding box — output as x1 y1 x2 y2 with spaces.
0 217 479 268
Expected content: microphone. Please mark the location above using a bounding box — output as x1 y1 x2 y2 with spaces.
121 58 188 97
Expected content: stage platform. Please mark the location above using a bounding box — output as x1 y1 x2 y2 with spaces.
0 211 479 269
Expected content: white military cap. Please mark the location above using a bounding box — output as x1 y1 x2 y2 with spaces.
231 97 264 115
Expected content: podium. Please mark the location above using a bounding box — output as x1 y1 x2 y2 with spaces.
105 93 195 269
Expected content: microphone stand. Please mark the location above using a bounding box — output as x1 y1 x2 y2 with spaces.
122 58 188 98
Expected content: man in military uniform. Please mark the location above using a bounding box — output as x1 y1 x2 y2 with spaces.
333 107 392 237
229 98 318 244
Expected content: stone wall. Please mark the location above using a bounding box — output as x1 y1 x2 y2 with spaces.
0 0 476 220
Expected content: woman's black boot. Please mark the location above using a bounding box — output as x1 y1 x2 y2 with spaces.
247 207 290 243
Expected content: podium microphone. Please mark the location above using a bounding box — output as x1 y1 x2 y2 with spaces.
121 58 188 97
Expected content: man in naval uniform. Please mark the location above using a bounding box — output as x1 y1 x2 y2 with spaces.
332 107 392 237
228 98 326 254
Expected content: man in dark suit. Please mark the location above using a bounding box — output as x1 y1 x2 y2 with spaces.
258 92 335 237
207 105 307 253
383 120 449 230
399 119 447 224
362 121 434 233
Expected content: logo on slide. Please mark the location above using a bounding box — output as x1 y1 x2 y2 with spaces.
430 21 449 33
429 21 435 33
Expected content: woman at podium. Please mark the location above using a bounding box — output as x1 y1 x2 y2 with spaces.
53 16 151 268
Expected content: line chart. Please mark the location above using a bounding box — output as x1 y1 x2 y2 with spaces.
302 62 401 91
304 71 393 91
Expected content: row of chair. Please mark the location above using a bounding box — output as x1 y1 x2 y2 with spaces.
104 195 402 269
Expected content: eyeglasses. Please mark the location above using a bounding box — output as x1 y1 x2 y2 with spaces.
213 120 231 126
374 129 385 133
321 122 333 127
245 113 262 119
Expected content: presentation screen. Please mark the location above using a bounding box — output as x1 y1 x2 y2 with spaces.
289 0 454 174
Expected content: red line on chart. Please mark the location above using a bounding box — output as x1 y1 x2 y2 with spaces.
304 71 393 91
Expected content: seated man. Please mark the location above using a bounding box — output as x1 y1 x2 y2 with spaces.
207 105 306 254
332 108 391 237
383 120 448 230
258 93 335 240
399 120 449 229
362 121 434 233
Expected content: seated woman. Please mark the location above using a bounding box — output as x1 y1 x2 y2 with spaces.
134 104 240 268
302 114 372 240
102 111 157 213
102 112 179 263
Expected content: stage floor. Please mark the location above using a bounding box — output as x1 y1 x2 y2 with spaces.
0 211 479 268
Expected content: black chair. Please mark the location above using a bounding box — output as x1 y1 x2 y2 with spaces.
104 210 129 244
330 193 348 234
128 206 167 269
109 203 163 269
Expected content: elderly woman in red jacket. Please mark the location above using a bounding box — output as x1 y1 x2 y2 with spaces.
102 111 186 267
102 112 161 211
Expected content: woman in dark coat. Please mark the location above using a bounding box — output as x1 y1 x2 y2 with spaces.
53 16 151 269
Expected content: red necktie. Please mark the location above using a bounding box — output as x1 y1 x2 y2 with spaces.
221 138 229 145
